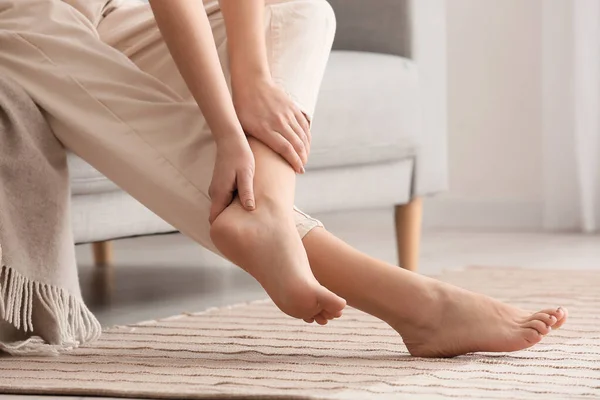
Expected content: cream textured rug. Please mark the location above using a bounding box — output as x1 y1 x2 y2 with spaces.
1 267 599 399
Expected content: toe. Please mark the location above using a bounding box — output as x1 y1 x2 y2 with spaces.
316 286 346 314
320 310 343 320
521 326 543 346
303 318 314 324
523 319 552 336
320 310 334 320
314 314 328 325
553 307 568 330
532 307 568 330
527 312 557 327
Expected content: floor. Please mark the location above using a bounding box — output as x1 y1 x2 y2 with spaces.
3 208 600 399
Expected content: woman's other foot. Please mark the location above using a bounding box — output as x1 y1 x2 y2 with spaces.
387 279 568 358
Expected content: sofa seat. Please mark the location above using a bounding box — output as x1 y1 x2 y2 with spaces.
68 51 419 196
64 0 447 272
68 154 119 195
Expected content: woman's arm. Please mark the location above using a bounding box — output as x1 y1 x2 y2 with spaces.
149 0 240 141
148 0 256 221
219 0 270 85
220 0 311 173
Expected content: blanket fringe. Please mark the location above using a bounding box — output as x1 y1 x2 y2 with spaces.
0 250 101 355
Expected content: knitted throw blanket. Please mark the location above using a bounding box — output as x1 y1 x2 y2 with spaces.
0 76 101 355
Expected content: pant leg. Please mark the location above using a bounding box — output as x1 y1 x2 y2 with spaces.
0 0 333 353
0 0 334 256
0 0 217 250
95 0 335 238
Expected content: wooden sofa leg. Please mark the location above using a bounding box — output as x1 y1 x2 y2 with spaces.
394 198 423 271
92 241 113 267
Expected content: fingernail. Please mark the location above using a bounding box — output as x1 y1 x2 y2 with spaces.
300 166 306 174
245 200 255 209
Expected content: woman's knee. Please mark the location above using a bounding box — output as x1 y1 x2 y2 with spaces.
267 0 336 41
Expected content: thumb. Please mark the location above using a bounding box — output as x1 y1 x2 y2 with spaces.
237 168 255 211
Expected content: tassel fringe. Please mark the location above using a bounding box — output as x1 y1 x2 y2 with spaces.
0 247 101 356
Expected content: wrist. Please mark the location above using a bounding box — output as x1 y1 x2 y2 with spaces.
232 77 274 108
231 65 272 91
213 124 246 147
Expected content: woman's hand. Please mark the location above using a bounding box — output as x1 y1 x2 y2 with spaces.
233 79 311 174
148 0 259 221
208 134 256 224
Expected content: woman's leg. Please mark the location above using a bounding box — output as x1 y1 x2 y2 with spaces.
92 0 570 354
302 228 567 357
96 0 568 356
210 138 345 324
0 0 568 358
96 0 345 322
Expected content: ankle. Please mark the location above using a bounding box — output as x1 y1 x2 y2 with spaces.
253 194 292 218
386 278 446 329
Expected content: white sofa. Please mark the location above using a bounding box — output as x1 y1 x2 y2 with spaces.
72 0 448 271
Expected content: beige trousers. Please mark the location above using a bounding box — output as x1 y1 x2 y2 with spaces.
0 0 336 253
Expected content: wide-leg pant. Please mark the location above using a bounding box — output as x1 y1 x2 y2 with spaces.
0 0 335 353
0 0 335 252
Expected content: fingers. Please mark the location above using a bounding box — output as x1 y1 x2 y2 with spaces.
280 123 307 165
294 109 311 145
290 116 310 158
209 166 254 224
236 167 255 211
270 132 305 174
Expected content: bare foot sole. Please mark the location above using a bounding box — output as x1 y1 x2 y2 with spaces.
210 198 346 323
389 281 568 358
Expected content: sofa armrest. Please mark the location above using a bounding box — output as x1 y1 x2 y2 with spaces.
328 0 411 58
328 0 448 197
411 0 448 196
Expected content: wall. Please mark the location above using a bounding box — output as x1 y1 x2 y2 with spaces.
425 0 545 229
542 1 600 232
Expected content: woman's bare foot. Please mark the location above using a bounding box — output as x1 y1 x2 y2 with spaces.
388 280 568 358
210 198 346 323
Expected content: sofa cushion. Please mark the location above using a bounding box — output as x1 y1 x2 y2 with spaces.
69 50 420 195
308 51 419 171
68 152 120 195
